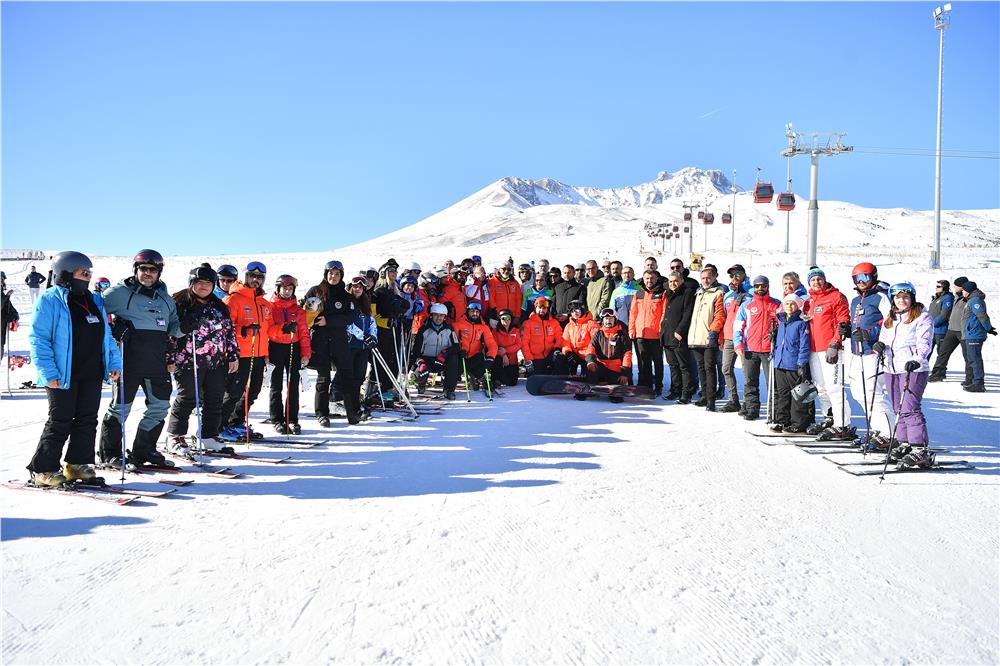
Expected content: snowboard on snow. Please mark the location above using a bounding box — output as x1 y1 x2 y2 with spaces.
526 375 656 400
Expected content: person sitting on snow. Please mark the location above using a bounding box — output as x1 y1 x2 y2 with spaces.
585 308 633 389
454 302 498 392
412 303 461 400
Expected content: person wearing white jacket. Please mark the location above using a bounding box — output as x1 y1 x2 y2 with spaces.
877 282 934 468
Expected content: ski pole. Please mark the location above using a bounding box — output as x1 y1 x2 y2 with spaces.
245 331 255 449
286 330 294 439
119 338 127 485
192 330 204 454
371 348 418 417
484 367 493 402
880 369 912 482
462 357 471 402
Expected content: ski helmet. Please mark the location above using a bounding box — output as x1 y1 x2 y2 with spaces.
51 250 93 287
851 262 877 285
568 299 587 313
133 249 164 272
497 308 514 320
518 263 532 274
791 380 819 405
246 261 267 275
599 307 616 321
400 276 417 290
430 303 448 316
534 296 550 309
275 274 298 291
418 271 440 288
217 264 238 279
95 277 111 290
889 282 916 300
405 261 421 273
325 260 344 275
189 263 217 286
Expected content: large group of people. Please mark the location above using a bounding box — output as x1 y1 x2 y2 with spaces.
7 248 995 488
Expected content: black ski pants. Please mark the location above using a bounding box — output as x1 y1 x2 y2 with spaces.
773 368 809 428
340 348 369 417
167 364 228 439
373 326 399 392
635 338 663 390
692 346 718 406
28 377 103 473
586 363 625 385
741 350 771 415
663 343 693 398
268 341 302 424
220 356 266 427
490 357 520 386
462 354 488 380
930 330 970 381
419 354 461 391
527 350 568 377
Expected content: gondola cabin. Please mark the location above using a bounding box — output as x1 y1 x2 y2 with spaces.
753 182 774 203
683 226 690 233
697 211 705 220
683 213 692 222
777 192 796 212
672 225 679 233
703 213 715 225
722 212 732 224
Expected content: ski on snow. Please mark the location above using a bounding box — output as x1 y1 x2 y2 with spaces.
838 461 974 476
4 480 139 505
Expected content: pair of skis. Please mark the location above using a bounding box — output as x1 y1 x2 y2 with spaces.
4 479 180 505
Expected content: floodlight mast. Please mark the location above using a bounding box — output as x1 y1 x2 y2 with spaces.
931 3 952 269
780 126 853 267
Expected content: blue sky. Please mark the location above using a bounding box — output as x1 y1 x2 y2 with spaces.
3 1 998 256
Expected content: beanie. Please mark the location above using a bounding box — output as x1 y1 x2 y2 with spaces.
752 275 769 286
963 281 977 293
953 276 969 288
783 293 804 309
807 267 826 282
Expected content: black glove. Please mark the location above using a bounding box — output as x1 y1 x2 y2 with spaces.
111 318 134 343
838 322 852 340
363 334 378 350
989 328 998 336
241 323 261 338
904 360 921 373
179 310 200 335
281 322 297 334
871 341 886 356
552 349 563 356
851 328 869 343
797 365 810 381
485 357 495 365
708 331 719 348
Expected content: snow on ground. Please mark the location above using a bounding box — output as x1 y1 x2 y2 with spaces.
2 315 998 663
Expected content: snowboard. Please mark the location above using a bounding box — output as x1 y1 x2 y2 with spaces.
526 375 656 400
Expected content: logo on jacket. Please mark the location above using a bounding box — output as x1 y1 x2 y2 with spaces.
335 302 342 309
749 306 759 314
813 306 824 313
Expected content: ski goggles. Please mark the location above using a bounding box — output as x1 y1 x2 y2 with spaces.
246 261 267 274
95 279 111 290
852 273 873 284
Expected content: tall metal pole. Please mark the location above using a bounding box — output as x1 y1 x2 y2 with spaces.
784 157 792 254
931 7 949 269
731 169 736 253
807 151 820 267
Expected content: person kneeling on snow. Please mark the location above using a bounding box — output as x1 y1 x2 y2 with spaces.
412 303 461 400
770 294 812 434
491 309 522 386
561 300 597 377
585 308 633 387
520 296 566 377
455 302 498 392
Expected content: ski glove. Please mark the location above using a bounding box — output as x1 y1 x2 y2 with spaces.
523 359 534 374
797 365 810 381
111 318 134 344
825 341 841 365
485 357 494 365
838 322 852 339
989 328 998 336
435 352 448 366
851 328 869 343
363 334 378 350
871 341 886 356
904 360 921 373
241 323 261 338
281 322 297 334
708 331 719 348
587 361 598 373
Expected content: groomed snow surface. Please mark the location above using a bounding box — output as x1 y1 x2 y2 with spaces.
2 320 998 664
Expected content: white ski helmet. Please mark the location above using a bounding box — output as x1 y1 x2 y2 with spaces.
430 303 448 316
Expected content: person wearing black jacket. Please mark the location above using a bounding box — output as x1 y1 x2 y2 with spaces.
24 265 46 306
660 272 695 403
1 272 18 356
371 262 410 401
304 260 358 427
552 264 586 328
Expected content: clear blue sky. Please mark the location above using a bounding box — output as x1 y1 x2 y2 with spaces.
3 1 998 256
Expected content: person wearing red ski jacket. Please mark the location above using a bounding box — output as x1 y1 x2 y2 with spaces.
454 303 498 387
732 275 780 421
801 268 851 432
585 310 633 384
561 304 597 376
490 308 523 386
439 271 467 323
629 271 667 392
520 297 565 375
267 277 311 430
486 264 523 326
220 262 272 431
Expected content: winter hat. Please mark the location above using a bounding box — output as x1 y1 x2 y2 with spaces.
727 264 746 276
752 275 769 287
429 303 448 315
807 267 826 282
953 276 969 288
575 263 586 271
963 281 977 293
783 293 804 309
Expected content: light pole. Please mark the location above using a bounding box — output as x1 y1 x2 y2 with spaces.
731 169 737 252
931 3 952 270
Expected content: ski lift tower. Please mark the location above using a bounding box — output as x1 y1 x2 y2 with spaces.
682 201 700 256
780 124 853 267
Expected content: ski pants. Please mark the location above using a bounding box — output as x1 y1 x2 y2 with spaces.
29 377 103 473
339 348 368 417
29 287 40 306
845 352 895 434
220 356 266 427
773 368 810 429
965 340 985 385
527 350 567 377
634 338 663 390
688 348 700 393
721 340 740 405
418 354 460 391
99 372 172 459
885 371 929 445
167 364 228 440
741 350 771 415
808 350 847 427
930 330 969 381
563 352 587 378
663 343 693 397
692 345 717 406
463 354 488 380
490 357 520 386
268 341 302 424
586 363 625 385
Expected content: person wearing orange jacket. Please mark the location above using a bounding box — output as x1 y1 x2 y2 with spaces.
629 269 667 394
491 308 523 386
219 261 272 438
454 302 499 391
267 275 311 434
561 299 597 376
687 267 726 412
439 266 468 323
520 296 566 376
585 308 633 391
486 262 522 327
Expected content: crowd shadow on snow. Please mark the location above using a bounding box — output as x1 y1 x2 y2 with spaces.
1 515 148 541
182 390 647 500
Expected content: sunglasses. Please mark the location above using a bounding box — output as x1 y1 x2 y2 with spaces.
246 271 266 280
136 265 159 274
218 277 236 283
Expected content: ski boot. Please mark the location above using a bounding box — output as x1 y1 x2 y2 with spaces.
230 423 263 440
30 470 68 487
888 443 912 463
130 448 174 468
900 447 935 469
62 463 101 483
857 432 894 453
817 425 856 442
317 415 331 428
290 423 301 435
445 390 456 401
166 435 192 456
806 418 833 436
609 396 624 404
273 421 290 435
783 424 807 434
217 426 244 442
203 438 236 455
769 423 784 433
719 401 741 413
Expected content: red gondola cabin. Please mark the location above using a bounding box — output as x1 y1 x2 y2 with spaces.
722 212 732 224
777 192 796 211
704 213 715 225
753 182 774 203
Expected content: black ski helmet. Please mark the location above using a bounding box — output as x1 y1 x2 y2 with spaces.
325 260 344 276
217 264 238 279
189 263 217 286
275 274 298 292
51 250 93 287
568 299 587 313
133 249 165 272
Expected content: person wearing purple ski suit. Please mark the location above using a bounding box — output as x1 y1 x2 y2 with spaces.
880 282 934 468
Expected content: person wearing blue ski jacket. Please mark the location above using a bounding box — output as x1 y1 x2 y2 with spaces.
960 281 995 393
845 262 895 437
770 293 812 433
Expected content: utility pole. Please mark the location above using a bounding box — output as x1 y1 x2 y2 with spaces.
931 3 952 269
682 201 699 259
781 124 853 267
